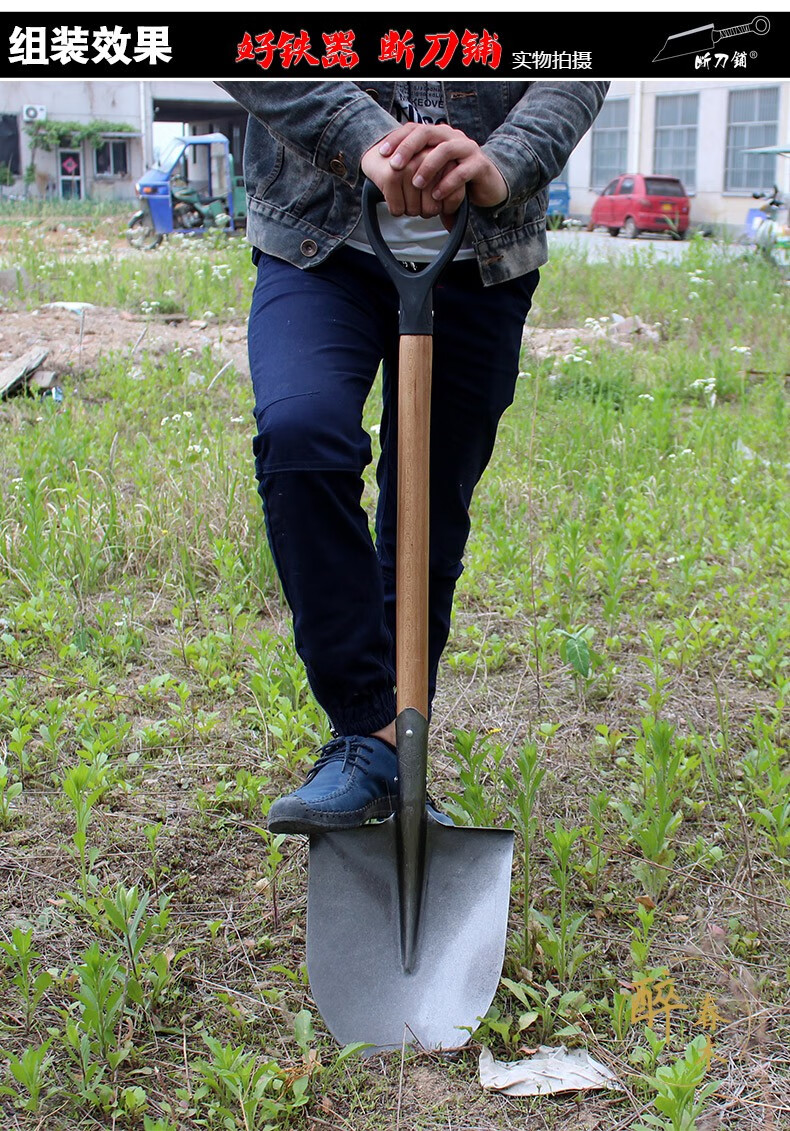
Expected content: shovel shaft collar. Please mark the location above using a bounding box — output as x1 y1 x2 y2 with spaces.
396 708 429 971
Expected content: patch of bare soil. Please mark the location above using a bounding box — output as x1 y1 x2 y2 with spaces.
0 303 249 387
0 298 660 397
523 314 660 362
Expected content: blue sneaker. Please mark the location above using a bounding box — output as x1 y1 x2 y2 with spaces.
268 735 398 834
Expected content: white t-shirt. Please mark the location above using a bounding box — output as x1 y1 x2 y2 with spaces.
346 82 475 263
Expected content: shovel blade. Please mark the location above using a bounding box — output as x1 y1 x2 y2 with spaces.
307 816 513 1052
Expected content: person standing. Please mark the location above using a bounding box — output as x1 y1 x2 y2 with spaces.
218 80 609 832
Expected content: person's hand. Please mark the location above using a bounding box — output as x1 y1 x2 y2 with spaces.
360 123 446 220
377 122 508 213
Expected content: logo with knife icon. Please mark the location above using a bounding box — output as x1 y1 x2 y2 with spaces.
653 15 770 63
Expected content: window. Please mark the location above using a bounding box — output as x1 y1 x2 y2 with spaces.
619 177 635 194
591 98 628 190
644 178 685 197
0 114 21 178
94 139 129 177
210 144 229 198
725 87 778 192
654 93 697 192
601 179 619 197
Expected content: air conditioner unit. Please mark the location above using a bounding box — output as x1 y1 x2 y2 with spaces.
22 105 47 123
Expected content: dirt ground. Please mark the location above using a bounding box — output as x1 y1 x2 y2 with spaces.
0 301 660 400
0 303 251 389
2 220 786 1130
0 214 660 383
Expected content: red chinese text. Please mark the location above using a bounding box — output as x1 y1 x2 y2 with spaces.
379 29 416 69
321 30 359 69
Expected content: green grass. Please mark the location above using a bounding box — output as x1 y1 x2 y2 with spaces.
0 198 132 222
0 217 252 317
0 222 788 1128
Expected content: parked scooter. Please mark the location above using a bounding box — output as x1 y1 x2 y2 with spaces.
744 185 790 268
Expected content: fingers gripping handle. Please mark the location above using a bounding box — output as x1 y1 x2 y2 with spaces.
361 180 470 335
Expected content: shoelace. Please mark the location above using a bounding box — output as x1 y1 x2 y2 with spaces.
304 737 376 783
305 738 449 817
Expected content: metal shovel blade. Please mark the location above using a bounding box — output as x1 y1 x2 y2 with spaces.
307 817 514 1052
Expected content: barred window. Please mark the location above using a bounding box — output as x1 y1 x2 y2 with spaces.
653 93 697 192
591 99 629 191
725 87 778 192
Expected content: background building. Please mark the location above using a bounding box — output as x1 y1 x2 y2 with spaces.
568 79 790 229
0 80 788 233
0 80 245 201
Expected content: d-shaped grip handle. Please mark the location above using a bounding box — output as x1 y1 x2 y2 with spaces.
362 179 470 335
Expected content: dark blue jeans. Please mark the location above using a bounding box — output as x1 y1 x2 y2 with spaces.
248 245 538 736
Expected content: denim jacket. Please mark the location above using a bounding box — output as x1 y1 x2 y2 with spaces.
217 81 609 286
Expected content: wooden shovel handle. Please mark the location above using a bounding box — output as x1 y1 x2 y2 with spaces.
396 334 432 718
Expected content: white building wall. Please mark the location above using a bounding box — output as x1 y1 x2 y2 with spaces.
0 80 240 202
0 80 146 199
568 126 595 218
568 79 790 231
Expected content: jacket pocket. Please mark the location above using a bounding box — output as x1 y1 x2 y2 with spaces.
255 145 322 220
249 140 283 200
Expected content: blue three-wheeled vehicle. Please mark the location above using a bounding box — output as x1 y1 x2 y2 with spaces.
127 133 246 250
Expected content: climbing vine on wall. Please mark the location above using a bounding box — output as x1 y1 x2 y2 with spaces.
24 119 136 152
23 119 137 187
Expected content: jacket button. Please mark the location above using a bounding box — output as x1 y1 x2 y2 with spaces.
300 239 318 258
329 156 348 177
364 88 379 102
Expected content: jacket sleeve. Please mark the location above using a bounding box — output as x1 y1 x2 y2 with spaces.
481 81 610 208
216 81 398 185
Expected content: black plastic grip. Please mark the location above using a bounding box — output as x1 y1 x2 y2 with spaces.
361 180 470 335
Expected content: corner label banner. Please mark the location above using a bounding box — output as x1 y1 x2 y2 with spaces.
1 13 787 79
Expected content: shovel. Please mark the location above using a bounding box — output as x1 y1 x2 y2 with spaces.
306 181 514 1053
653 15 770 62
